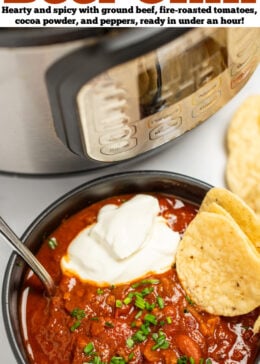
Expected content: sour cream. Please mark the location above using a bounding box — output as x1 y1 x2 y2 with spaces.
61 194 180 285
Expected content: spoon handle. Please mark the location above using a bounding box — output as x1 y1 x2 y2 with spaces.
0 217 55 296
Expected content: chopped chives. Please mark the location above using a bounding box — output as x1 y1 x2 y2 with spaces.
70 320 81 332
105 321 114 328
110 356 126 364
116 300 123 308
145 302 155 311
177 356 188 364
83 342 94 355
144 313 157 325
135 310 142 319
131 279 160 288
47 237 58 250
141 287 154 296
152 330 169 351
152 333 158 341
123 296 132 305
140 323 150 335
166 316 172 324
132 331 147 342
134 295 146 310
128 352 134 361
126 338 134 348
71 308 85 320
157 296 164 309
185 296 194 305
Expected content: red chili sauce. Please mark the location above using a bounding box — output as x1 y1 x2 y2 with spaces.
20 194 260 364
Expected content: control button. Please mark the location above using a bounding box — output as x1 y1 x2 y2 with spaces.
149 117 182 140
100 138 137 155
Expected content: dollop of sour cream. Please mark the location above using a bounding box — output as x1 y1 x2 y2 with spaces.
61 194 180 285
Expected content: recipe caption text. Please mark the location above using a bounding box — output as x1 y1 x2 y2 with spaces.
0 0 259 27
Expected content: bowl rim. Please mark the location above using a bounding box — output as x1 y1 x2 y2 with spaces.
2 170 213 364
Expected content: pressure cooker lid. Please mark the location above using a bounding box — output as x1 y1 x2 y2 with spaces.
0 28 111 47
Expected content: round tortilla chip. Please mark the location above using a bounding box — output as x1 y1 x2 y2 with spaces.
226 95 260 216
199 187 260 252
176 211 260 316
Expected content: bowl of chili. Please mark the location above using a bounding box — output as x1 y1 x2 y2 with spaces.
2 171 260 364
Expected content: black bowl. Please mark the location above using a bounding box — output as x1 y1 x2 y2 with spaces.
2 170 259 363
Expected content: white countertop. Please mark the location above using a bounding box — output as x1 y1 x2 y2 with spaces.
0 65 259 364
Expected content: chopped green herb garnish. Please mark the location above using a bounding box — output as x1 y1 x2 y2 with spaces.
83 342 94 355
48 237 58 250
141 287 154 296
177 356 188 364
135 310 142 319
116 300 123 308
144 313 157 325
157 296 164 309
70 308 85 331
126 337 135 348
152 332 158 341
132 330 147 342
105 321 114 328
145 302 155 311
134 294 146 310
70 320 81 332
123 296 132 305
91 317 99 321
86 356 105 364
205 360 212 364
132 323 151 343
185 296 194 305
152 331 169 350
166 316 172 324
178 358 200 364
128 352 134 361
71 308 86 320
131 279 160 288
97 288 104 295
110 357 126 364
140 323 150 335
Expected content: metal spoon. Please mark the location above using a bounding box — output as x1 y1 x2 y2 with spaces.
0 217 56 296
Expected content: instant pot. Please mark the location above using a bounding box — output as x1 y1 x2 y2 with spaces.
0 27 259 175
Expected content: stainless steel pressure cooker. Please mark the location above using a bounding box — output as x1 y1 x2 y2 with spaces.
0 27 259 175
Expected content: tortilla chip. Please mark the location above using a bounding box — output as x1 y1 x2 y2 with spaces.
199 187 260 252
226 95 260 216
176 211 260 316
